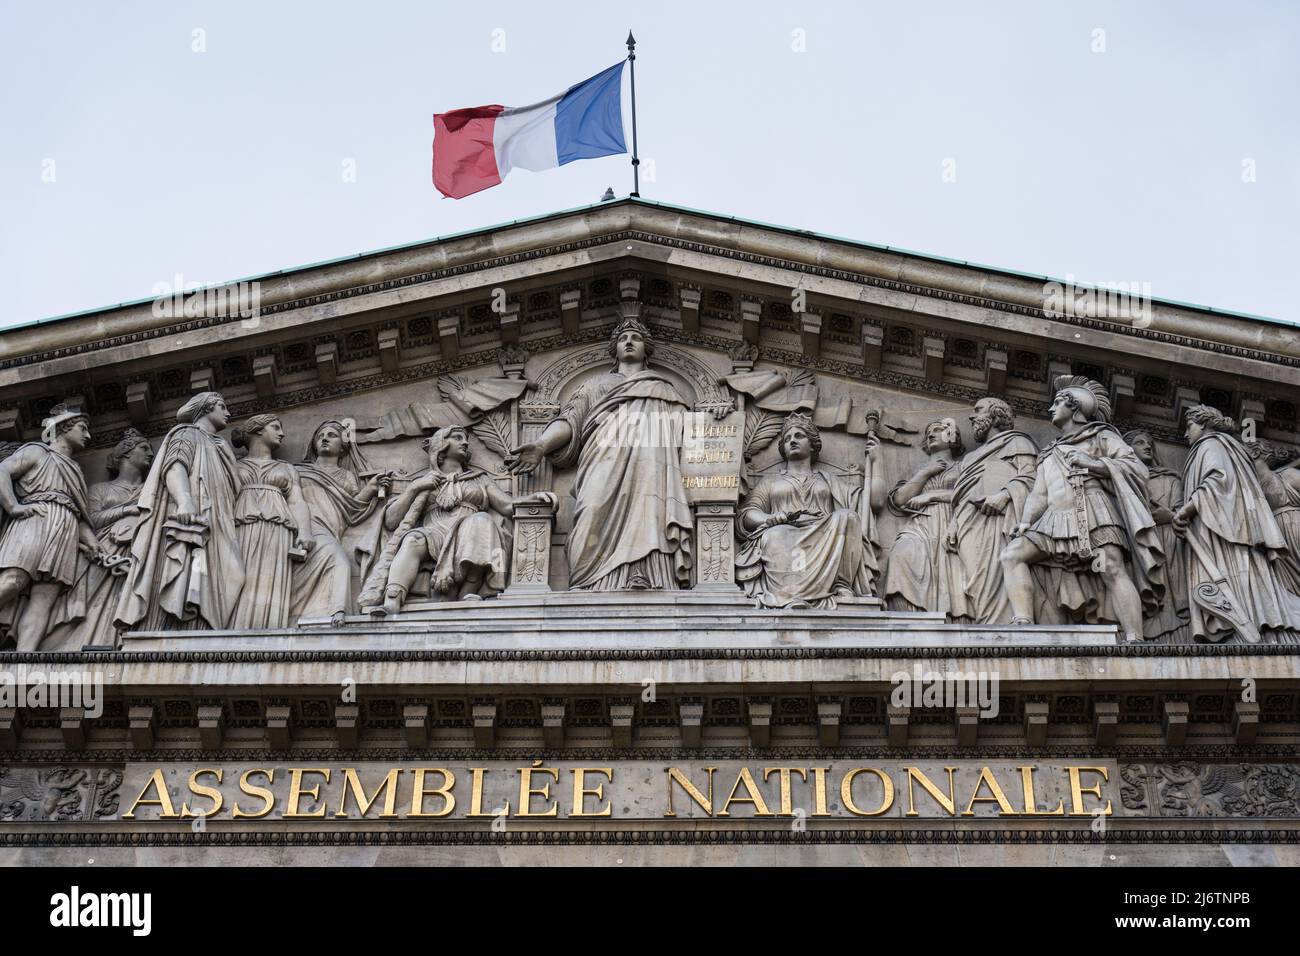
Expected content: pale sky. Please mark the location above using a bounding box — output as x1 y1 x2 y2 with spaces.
2 0 1297 328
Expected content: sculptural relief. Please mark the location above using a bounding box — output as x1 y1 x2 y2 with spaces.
1001 377 1163 641
1174 405 1300 643
883 418 965 615
361 426 551 614
0 406 104 652
509 318 723 591
1124 429 1190 643
947 398 1039 624
44 429 153 650
115 391 245 632
296 419 391 616
230 415 343 629
735 412 884 609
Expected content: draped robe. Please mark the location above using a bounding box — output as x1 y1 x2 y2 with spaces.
552 369 693 590
1182 432 1300 642
949 429 1038 623
115 425 244 631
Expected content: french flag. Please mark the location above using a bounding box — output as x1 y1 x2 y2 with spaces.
433 62 628 200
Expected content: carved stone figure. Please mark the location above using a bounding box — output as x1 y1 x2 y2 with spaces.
1248 442 1300 592
509 318 719 590
883 418 965 615
296 419 391 616
947 397 1039 624
1124 429 1190 642
231 415 343 628
735 412 884 609
1001 377 1163 641
45 429 154 650
0 405 104 652
362 426 548 613
115 391 245 631
1173 405 1300 643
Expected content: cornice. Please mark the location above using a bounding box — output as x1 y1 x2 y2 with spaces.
5 643 1298 665
4 229 1297 376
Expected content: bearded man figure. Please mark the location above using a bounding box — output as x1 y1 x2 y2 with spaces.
1000 376 1164 642
946 397 1039 623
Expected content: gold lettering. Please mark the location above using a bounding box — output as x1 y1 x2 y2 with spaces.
663 766 716 817
409 768 456 818
962 767 1018 816
232 769 276 819
335 768 401 818
466 767 499 817
717 767 773 817
570 767 613 817
1067 766 1112 817
762 767 808 816
180 768 223 819
516 761 559 817
904 766 959 816
840 767 894 816
122 768 178 819
1017 766 1065 815
810 767 832 816
284 768 331 818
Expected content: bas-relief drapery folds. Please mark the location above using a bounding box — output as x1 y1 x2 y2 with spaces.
2 351 1300 650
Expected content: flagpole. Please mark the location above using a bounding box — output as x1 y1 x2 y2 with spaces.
626 31 640 198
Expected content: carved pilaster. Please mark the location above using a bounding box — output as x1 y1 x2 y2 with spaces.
506 498 555 594
692 502 737 591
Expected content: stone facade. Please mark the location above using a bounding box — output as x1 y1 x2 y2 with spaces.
0 198 1297 864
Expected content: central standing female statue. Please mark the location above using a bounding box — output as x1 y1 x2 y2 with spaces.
508 318 710 590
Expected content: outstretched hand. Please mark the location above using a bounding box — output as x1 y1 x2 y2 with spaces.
507 442 545 476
